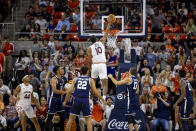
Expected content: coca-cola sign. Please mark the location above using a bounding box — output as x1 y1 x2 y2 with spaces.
108 119 129 130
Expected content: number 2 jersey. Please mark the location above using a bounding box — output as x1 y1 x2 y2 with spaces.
17 83 33 107
73 76 91 99
90 41 106 63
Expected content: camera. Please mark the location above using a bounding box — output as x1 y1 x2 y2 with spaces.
154 92 160 98
93 96 98 104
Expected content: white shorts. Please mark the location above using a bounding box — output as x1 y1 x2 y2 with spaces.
91 63 107 79
16 105 36 119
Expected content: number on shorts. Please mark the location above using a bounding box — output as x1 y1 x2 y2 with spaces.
133 80 138 90
24 94 30 99
95 47 102 55
77 81 87 90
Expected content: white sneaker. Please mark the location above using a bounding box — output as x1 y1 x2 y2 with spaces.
175 123 179 130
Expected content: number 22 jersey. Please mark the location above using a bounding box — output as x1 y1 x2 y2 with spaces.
90 41 106 63
73 76 91 98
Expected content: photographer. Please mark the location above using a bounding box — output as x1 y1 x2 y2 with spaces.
151 92 171 131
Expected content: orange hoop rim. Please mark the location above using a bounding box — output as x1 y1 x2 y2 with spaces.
102 30 120 36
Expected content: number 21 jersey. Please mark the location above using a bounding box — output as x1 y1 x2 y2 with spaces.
90 41 106 63
17 83 33 107
74 76 91 98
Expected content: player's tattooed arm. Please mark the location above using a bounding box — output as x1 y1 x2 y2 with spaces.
51 77 66 95
173 80 186 109
63 78 76 106
13 85 21 102
31 92 41 109
108 74 132 86
90 78 106 105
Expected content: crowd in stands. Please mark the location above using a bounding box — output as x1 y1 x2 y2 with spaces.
0 0 195 131
0 0 16 22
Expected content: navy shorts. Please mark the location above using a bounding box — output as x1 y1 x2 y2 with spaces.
70 98 91 117
48 97 64 114
126 96 140 116
180 99 193 119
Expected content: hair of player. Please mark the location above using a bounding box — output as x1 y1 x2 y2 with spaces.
80 66 88 75
130 68 137 76
89 35 97 43
53 66 60 74
179 69 186 78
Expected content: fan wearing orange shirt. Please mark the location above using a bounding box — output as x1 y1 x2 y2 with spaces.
0 52 5 74
73 49 88 71
150 78 168 105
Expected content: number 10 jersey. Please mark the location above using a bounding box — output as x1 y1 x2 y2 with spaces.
90 41 106 63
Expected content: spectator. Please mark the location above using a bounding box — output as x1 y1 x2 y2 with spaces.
1 36 14 80
138 59 153 77
104 97 114 121
39 0 46 6
15 50 30 83
141 68 153 92
56 14 70 32
35 14 48 30
72 8 80 24
91 89 106 131
154 63 161 81
107 47 118 77
145 46 157 69
29 58 43 78
150 78 167 105
19 24 31 40
41 51 50 66
151 92 171 131
106 89 115 104
178 2 188 16
3 97 18 130
0 52 5 75
35 96 48 131
40 63 49 96
182 59 194 74
47 20 56 31
0 108 6 130
25 6 37 19
29 71 41 95
42 5 51 22
73 49 88 71
0 78 12 105
30 23 42 40
185 18 196 33
0 94 4 110
63 40 75 55
158 45 170 70
140 87 152 115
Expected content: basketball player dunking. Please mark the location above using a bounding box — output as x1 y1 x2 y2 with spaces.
14 75 41 131
108 68 139 131
87 15 114 100
64 66 106 131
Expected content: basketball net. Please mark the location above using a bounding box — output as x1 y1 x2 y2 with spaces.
103 30 120 48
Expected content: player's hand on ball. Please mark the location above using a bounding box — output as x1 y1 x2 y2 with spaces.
108 74 113 79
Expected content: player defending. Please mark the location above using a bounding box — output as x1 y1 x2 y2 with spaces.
14 75 41 131
108 68 139 131
44 66 67 131
64 66 106 131
173 70 194 131
87 14 115 100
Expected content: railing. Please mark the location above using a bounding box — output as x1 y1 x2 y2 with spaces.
0 23 15 41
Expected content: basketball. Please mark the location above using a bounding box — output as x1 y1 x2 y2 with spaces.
107 14 116 24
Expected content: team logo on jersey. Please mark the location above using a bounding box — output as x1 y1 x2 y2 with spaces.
117 93 126 100
121 72 129 80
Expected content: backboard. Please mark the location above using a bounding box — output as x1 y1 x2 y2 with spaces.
79 0 147 38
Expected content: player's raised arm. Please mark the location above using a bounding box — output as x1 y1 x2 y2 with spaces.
100 14 114 45
108 74 132 86
90 78 106 104
63 78 76 106
51 77 66 95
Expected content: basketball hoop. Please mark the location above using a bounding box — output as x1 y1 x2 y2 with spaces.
102 30 120 48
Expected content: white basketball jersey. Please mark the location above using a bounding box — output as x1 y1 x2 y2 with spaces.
90 41 106 63
17 83 33 107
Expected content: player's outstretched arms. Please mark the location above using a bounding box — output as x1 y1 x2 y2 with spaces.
108 74 132 86
63 78 76 106
51 77 66 95
90 78 107 105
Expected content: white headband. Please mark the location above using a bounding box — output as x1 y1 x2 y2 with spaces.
22 75 29 81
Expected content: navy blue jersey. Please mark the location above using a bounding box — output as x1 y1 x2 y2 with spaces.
126 75 139 99
73 76 91 98
180 78 193 104
52 76 64 98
